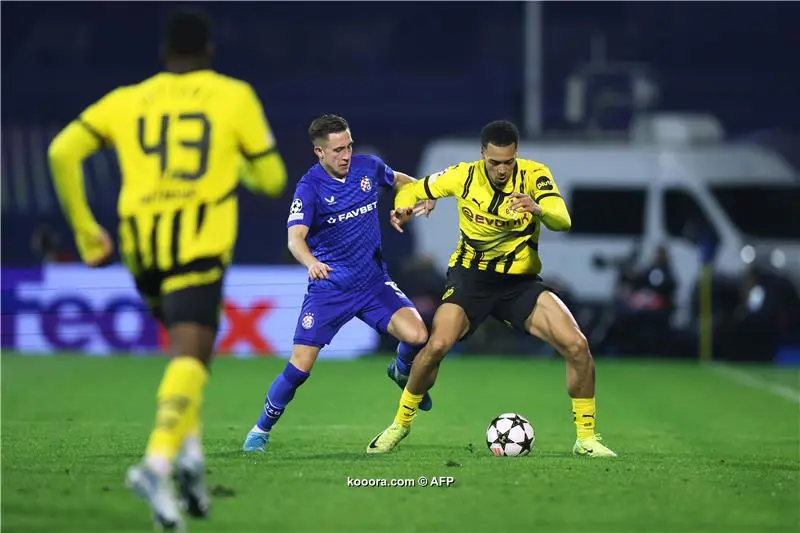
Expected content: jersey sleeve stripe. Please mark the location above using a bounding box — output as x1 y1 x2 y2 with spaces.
77 118 106 146
423 176 435 199
460 166 476 199
534 192 562 202
241 146 277 161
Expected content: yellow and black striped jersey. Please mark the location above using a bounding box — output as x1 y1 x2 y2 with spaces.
48 69 287 272
77 70 278 216
395 159 571 275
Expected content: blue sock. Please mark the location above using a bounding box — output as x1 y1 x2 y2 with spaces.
255 363 310 432
395 342 423 376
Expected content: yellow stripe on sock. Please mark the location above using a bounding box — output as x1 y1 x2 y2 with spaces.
146 356 208 461
394 388 424 427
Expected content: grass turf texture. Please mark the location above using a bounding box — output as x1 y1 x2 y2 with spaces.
2 354 798 533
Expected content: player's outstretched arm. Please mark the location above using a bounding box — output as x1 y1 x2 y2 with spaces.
48 120 113 266
287 225 332 280
390 165 463 232
236 83 287 198
241 150 288 198
393 171 435 218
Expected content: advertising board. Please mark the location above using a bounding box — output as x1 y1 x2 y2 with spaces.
1 265 377 358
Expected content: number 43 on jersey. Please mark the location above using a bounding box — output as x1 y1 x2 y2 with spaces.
138 112 211 181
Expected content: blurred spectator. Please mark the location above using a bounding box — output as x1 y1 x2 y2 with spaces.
593 244 677 355
393 254 445 328
719 264 800 361
30 222 76 263
377 254 445 352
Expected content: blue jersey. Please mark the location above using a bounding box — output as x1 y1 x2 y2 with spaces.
286 154 395 292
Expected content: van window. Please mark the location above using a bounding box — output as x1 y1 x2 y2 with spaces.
569 188 646 235
664 189 719 244
711 185 800 239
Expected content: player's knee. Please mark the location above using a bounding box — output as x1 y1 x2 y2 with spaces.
563 332 591 364
407 323 428 346
426 335 453 359
289 345 319 372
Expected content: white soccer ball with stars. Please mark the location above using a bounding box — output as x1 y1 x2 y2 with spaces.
486 412 535 457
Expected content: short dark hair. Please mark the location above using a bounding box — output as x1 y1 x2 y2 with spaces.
480 120 520 149
163 9 211 57
308 114 349 145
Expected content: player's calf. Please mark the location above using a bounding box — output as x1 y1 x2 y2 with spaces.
243 360 310 452
405 336 450 393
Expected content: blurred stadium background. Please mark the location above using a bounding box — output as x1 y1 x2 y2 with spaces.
2 1 799 363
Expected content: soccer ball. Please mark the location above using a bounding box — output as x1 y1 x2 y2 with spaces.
486 412 535 456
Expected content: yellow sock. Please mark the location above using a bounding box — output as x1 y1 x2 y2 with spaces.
572 397 596 440
146 356 208 462
393 388 424 427
180 406 204 464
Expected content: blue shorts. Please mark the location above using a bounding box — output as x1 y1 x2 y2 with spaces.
293 276 415 347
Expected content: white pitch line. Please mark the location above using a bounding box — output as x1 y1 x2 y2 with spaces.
706 363 800 405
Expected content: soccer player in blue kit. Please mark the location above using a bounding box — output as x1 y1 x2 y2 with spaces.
243 114 435 451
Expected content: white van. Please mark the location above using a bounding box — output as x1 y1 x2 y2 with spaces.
414 137 800 326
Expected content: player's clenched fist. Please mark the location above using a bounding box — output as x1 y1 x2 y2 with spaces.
75 226 114 268
308 261 333 280
507 192 543 216
390 207 414 233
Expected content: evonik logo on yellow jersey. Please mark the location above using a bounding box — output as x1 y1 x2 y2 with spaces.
460 206 530 228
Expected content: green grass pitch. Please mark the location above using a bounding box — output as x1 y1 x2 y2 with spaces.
2 354 798 533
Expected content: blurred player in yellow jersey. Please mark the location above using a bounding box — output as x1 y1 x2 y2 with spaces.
367 120 617 458
47 9 287 530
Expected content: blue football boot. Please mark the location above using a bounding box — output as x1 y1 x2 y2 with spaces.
242 430 270 452
387 361 433 411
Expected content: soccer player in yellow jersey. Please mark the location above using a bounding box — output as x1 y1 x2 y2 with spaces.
367 120 617 458
47 10 287 530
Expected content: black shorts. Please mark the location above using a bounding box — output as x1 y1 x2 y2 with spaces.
441 267 557 340
133 257 225 330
